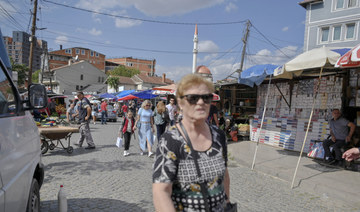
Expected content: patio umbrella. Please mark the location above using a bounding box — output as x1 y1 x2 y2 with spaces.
335 43 360 68
274 46 346 79
237 64 279 170
132 90 158 99
239 64 278 87
117 94 138 101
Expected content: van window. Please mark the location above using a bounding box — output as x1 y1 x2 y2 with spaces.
0 65 17 116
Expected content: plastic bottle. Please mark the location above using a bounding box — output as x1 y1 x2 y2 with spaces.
58 185 68 212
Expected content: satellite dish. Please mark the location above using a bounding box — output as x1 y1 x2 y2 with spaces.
74 55 79 61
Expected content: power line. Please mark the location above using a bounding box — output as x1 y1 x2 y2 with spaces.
251 24 292 59
42 0 246 26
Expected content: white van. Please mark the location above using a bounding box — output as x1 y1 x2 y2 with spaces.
0 31 47 211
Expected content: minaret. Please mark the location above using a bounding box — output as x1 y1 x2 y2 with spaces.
192 24 198 74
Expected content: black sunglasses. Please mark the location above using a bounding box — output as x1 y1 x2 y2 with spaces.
180 94 213 105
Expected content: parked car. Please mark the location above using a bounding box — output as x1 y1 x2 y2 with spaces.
96 104 117 122
0 29 47 212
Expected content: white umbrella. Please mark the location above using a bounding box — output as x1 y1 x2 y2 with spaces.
274 46 343 79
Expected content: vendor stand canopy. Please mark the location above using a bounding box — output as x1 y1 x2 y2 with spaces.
238 64 279 87
99 93 117 99
117 94 138 101
335 43 360 68
274 46 350 79
116 89 135 98
132 90 158 99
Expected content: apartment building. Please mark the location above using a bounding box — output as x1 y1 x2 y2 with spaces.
300 0 360 51
106 57 156 75
3 31 47 71
49 47 106 71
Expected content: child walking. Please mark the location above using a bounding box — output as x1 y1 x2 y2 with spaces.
119 111 135 156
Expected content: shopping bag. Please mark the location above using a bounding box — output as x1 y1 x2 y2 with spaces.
116 137 123 148
225 202 238 212
153 135 157 142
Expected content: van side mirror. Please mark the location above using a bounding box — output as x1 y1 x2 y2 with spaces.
27 84 48 109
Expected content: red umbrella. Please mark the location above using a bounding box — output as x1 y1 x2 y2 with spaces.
117 94 138 101
212 93 220 101
335 43 360 68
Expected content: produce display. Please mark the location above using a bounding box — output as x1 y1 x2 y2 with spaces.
238 123 250 132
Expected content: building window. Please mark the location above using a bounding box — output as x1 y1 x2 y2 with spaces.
80 74 83 80
320 27 329 42
76 49 80 54
336 0 344 9
65 49 72 54
345 23 355 39
98 77 101 83
95 52 99 57
76 85 79 90
80 85 83 89
148 65 152 69
126 62 133 67
81 49 85 55
348 0 356 7
90 51 94 57
333 26 341 41
102 77 104 82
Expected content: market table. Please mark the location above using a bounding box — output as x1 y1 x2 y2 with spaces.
38 125 79 154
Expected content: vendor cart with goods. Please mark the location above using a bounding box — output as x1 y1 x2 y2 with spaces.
38 118 79 154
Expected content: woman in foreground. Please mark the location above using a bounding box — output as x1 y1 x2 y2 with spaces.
152 74 231 211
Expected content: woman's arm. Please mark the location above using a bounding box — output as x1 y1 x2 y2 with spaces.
153 183 175 212
133 115 140 131
224 168 230 203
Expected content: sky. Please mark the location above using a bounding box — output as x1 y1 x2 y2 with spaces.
0 0 306 82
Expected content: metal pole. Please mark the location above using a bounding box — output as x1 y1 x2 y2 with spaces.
238 20 251 78
28 0 38 85
291 66 324 189
251 75 272 170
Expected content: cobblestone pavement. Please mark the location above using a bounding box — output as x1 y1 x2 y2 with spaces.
40 120 356 211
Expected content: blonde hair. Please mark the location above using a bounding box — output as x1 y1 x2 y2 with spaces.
141 100 152 109
156 101 166 114
176 74 214 98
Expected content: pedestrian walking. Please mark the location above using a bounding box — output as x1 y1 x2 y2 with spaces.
153 101 169 142
66 103 76 123
134 100 155 157
91 103 98 124
153 74 233 211
75 91 96 150
100 99 108 125
119 111 135 156
166 97 177 126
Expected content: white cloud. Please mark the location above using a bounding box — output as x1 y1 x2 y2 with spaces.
115 18 142 28
198 40 219 53
225 2 237 12
76 0 225 17
89 28 102 36
282 26 289 32
55 36 69 45
156 65 191 82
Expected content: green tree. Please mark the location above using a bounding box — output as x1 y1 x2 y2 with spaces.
32 70 41 83
107 76 119 91
10 58 29 87
109 65 140 77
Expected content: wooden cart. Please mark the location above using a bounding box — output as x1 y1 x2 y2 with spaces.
38 125 79 154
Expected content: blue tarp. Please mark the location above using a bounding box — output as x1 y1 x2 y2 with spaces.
331 48 351 56
238 64 279 87
99 93 116 99
116 89 135 98
132 90 158 99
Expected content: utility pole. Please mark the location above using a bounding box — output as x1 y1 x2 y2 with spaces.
28 0 38 85
238 20 251 78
